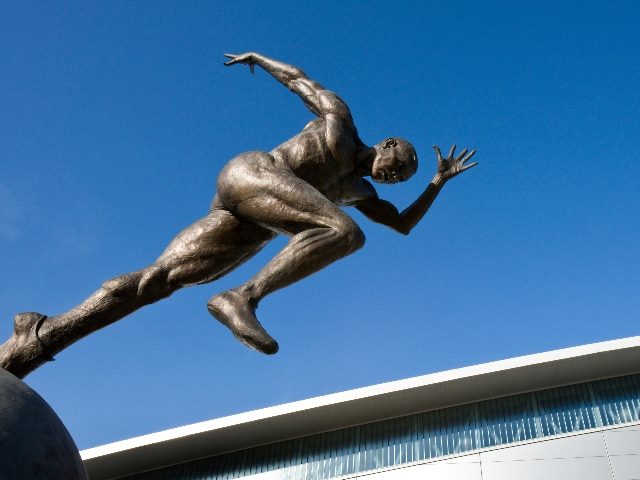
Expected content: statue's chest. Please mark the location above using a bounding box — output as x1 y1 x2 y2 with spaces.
290 131 354 180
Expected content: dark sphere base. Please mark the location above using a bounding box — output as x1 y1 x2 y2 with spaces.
0 368 88 479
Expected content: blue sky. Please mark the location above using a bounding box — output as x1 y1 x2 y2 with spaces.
1 1 639 449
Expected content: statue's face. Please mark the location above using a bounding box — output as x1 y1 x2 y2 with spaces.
371 138 417 184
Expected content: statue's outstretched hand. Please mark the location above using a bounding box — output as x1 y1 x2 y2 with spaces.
224 53 256 73
432 144 477 183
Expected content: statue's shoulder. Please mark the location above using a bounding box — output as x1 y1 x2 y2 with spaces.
302 118 324 131
337 177 377 206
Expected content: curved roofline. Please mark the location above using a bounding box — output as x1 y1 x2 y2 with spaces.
82 336 640 479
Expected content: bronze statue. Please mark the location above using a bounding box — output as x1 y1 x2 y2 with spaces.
0 53 477 378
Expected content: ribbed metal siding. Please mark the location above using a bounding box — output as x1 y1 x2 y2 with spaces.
123 373 640 480
592 374 640 426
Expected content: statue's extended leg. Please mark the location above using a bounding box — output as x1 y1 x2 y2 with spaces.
209 158 365 354
0 270 158 378
0 208 274 378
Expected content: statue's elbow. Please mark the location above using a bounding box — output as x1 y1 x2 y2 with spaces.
288 67 306 81
396 222 411 236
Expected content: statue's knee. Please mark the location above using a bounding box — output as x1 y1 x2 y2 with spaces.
137 266 170 298
101 277 124 294
102 273 144 297
334 219 366 255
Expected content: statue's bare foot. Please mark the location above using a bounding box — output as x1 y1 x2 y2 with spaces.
0 312 52 378
208 291 279 355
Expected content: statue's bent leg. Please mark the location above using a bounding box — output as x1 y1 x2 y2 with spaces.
209 157 365 354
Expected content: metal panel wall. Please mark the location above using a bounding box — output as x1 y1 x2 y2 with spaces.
123 374 640 480
603 424 640 479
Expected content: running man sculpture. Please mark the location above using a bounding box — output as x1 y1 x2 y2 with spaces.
1 53 477 378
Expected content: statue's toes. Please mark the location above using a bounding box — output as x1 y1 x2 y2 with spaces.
236 331 279 355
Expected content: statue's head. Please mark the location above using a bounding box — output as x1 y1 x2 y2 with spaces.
371 137 417 184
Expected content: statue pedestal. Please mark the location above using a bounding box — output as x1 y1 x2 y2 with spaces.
0 368 88 479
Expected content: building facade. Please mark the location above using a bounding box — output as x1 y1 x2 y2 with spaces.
82 337 640 480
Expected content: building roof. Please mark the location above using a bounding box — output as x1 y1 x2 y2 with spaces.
82 336 640 479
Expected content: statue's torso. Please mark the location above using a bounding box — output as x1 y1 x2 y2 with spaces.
270 118 372 205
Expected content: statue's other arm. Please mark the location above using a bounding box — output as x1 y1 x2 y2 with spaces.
355 145 477 235
223 52 351 119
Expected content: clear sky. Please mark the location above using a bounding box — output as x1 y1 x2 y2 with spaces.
1 1 639 450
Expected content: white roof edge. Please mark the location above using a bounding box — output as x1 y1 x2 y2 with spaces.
81 335 640 461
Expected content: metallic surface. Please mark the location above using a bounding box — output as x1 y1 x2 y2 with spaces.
82 336 640 480
114 374 640 479
0 52 477 378
0 368 88 479
605 425 640 478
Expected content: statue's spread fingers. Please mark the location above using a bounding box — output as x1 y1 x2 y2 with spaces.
461 161 478 171
432 145 443 161
456 148 468 161
462 149 477 164
223 54 238 66
448 144 456 159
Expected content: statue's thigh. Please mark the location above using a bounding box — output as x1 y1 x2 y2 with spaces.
159 209 275 286
231 169 351 236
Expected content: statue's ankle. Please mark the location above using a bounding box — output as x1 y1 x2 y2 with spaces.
10 312 55 365
231 286 259 309
13 312 46 338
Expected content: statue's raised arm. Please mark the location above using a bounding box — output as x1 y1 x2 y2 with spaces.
224 52 352 119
